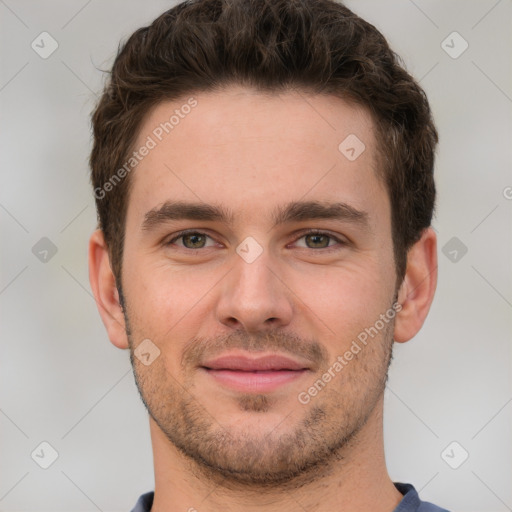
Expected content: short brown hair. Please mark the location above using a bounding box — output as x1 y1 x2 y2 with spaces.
90 0 438 287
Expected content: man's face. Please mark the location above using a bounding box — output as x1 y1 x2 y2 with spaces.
121 86 398 485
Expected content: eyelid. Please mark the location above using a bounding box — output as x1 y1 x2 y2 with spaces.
166 229 219 248
291 228 348 248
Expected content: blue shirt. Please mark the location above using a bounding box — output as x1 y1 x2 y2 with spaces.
130 482 450 511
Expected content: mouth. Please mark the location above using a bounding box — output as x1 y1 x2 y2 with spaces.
200 353 311 393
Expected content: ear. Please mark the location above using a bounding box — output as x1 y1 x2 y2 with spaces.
394 227 438 343
88 229 129 349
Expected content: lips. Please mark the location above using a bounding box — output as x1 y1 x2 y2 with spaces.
200 353 310 393
201 354 309 372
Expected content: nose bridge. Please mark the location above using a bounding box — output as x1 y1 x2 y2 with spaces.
215 237 293 330
234 242 274 295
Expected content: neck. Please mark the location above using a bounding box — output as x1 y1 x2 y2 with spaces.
149 396 403 512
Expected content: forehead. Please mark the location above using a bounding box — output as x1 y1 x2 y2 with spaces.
128 86 387 230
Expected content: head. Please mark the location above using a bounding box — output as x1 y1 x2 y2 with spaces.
89 0 438 488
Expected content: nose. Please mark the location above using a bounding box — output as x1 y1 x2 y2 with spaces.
215 246 294 332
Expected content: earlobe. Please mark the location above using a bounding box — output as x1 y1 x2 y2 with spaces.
88 229 129 349
394 227 438 343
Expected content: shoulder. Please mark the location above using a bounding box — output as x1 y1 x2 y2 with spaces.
394 482 450 512
130 491 154 512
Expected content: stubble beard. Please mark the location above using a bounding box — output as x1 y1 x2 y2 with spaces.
124 303 395 490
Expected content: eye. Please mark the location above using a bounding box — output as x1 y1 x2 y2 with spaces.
292 230 345 250
167 231 216 249
165 229 346 252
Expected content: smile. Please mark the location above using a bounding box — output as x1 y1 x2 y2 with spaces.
200 353 311 393
202 368 309 393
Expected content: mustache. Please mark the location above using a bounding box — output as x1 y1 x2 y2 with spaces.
181 330 330 371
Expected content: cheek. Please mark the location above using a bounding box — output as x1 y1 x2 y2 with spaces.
291 261 394 339
122 260 219 347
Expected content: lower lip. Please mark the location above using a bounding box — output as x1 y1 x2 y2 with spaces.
203 368 309 393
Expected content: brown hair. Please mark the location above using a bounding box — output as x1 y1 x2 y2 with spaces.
90 0 437 288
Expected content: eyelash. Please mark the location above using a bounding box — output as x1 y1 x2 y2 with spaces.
165 229 347 252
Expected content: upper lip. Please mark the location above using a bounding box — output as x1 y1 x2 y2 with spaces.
201 353 310 371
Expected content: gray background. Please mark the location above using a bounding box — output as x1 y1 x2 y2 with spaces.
1 1 511 510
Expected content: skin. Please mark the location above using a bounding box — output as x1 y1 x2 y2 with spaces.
89 85 437 512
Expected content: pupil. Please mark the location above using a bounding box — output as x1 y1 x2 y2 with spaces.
186 234 204 248
308 234 327 248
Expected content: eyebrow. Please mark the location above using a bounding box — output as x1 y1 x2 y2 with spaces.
141 200 370 232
